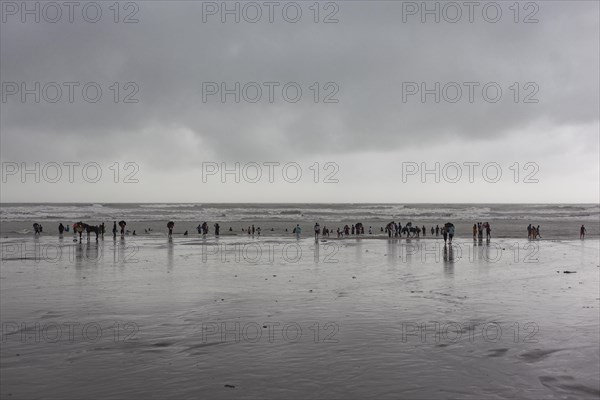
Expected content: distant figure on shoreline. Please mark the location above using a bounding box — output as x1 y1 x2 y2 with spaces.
184 230 188 236
435 225 439 236
167 221 175 238
580 225 586 239
430 227 434 236
314 222 320 240
485 222 491 240
442 226 447 244
446 223 455 244
472 224 477 240
201 222 209 235
294 224 301 238
214 223 220 236
58 223 65 235
113 221 117 239
33 223 41 235
386 222 394 238
119 221 126 237
422 225 426 236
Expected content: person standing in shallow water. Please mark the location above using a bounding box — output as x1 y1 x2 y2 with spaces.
314 223 320 240
58 223 65 235
112 221 117 239
580 225 586 239
167 221 175 238
435 225 439 236
447 224 455 244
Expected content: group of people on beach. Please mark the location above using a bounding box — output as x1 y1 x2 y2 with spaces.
383 222 439 238
242 225 262 236
31 220 591 241
309 221 458 244
473 222 491 240
527 224 542 239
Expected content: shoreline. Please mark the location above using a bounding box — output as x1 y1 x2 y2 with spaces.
2 220 598 241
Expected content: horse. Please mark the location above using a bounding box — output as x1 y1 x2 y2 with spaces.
86 225 102 241
73 222 87 242
402 226 419 238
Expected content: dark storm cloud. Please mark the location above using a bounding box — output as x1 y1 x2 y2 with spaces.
1 1 598 166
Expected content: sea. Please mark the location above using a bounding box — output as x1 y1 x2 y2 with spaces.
1 203 598 239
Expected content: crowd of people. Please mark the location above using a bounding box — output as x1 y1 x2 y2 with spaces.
29 220 590 241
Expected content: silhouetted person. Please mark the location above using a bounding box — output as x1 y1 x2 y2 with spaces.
119 221 126 237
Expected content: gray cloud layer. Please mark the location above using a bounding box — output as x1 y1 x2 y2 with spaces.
1 1 598 201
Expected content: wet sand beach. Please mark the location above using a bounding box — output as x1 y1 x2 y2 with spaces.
1 235 599 399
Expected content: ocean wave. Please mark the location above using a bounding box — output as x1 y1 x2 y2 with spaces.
1 204 598 223
138 204 199 209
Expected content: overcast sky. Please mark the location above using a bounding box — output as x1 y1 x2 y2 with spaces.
1 0 598 203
